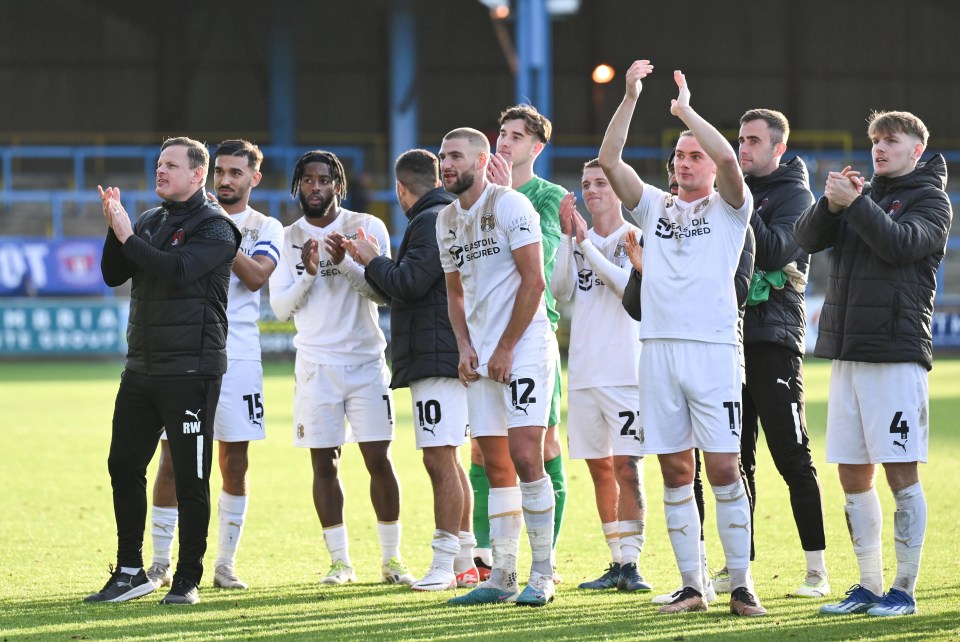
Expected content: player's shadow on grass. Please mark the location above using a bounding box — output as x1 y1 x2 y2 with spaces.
5 583 959 641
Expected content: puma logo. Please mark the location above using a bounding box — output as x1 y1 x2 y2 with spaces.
667 525 688 536
729 521 750 532
776 377 792 389
185 409 201 422
519 225 530 232
421 424 437 437
894 440 907 452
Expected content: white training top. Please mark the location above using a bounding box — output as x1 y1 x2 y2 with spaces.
551 223 641 389
628 185 751 345
227 207 283 361
269 209 390 365
437 183 551 365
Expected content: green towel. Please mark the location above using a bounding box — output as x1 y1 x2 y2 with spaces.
746 268 788 306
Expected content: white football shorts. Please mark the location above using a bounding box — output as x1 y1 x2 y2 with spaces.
567 386 643 459
637 339 743 455
825 360 929 464
409 376 469 450
469 338 556 437
293 354 395 448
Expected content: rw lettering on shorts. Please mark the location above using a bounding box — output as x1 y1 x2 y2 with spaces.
182 408 202 434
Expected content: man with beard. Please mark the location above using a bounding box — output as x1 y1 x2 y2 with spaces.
269 150 414 587
470 104 567 582
144 140 282 593
796 111 952 617
707 109 828 599
86 137 241 605
437 128 558 607
343 149 480 592
600 61 764 616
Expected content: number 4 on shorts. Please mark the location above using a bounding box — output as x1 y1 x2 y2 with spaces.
889 411 909 440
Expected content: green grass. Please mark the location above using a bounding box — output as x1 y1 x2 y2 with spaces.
1 358 959 641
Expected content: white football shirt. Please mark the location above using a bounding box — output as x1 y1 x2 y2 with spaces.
561 223 641 389
270 209 390 365
437 183 550 365
227 207 283 361
628 186 751 345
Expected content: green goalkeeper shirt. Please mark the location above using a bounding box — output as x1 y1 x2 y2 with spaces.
516 175 564 332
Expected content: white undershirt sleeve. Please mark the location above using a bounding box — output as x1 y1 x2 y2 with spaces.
549 234 576 302
339 254 389 305
579 238 630 298
270 270 317 321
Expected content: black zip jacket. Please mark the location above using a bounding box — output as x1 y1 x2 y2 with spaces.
794 154 952 370
365 187 459 388
744 156 815 354
101 189 242 376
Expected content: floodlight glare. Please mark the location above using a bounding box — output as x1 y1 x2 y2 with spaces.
592 64 615 84
479 0 510 19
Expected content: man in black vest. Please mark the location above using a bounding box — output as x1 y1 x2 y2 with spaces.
86 136 241 606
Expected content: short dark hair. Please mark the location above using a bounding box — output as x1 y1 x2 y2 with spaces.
666 149 676 175
498 103 552 144
215 139 263 171
867 110 929 146
582 158 601 171
290 150 347 199
395 149 439 196
160 136 209 179
740 108 790 146
443 128 491 155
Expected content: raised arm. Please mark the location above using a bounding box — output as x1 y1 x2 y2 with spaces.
670 70 745 209
598 60 653 210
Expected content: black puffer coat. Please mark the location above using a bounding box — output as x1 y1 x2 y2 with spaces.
744 157 815 354
794 154 952 370
365 187 459 388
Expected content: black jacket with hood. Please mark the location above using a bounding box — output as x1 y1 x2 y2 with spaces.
794 154 952 370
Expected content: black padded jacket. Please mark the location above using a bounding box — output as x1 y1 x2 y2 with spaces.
743 157 815 354
794 154 952 370
101 189 241 377
365 187 459 388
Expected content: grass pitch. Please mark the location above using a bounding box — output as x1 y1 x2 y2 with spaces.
0 358 958 640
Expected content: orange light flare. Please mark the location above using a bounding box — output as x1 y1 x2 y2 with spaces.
592 64 615 84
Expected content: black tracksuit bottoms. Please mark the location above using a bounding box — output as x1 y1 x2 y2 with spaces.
107 369 221 585
741 343 826 554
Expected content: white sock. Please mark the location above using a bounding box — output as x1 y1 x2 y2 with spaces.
488 487 522 590
215 491 247 568
377 521 402 564
455 531 477 573
845 487 884 596
322 524 351 566
150 505 178 566
520 476 555 576
602 521 622 564
120 566 142 575
713 480 752 588
430 529 460 574
618 520 645 565
664 484 702 593
805 549 827 579
892 482 926 596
